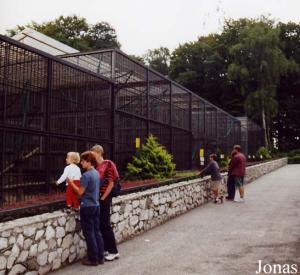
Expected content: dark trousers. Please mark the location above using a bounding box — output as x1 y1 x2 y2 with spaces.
227 174 236 199
100 196 118 254
80 206 104 262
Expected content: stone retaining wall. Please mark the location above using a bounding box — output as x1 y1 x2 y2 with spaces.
0 158 287 274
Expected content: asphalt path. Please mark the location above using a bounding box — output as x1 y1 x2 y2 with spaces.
53 165 300 275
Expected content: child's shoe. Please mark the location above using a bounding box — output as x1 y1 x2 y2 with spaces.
63 207 72 214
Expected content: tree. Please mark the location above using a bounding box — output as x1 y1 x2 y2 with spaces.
8 15 121 51
274 22 300 150
169 35 242 114
227 18 292 148
144 47 171 75
126 135 175 180
86 22 121 50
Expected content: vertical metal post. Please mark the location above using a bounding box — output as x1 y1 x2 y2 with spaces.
216 110 219 151
146 68 150 137
45 58 52 193
1 44 8 207
110 84 116 162
1 130 5 208
111 50 116 80
189 93 193 169
203 102 207 164
111 50 116 161
169 82 173 154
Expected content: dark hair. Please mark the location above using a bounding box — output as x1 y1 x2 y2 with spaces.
80 151 97 167
231 150 238 157
233 145 241 152
209 154 217 161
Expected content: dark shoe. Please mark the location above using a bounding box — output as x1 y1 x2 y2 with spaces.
219 196 224 204
63 208 72 214
98 258 104 265
81 258 98 266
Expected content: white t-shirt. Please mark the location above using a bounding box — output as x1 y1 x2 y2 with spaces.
57 163 81 185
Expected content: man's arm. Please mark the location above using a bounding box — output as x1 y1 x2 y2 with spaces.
67 178 85 196
101 181 113 200
101 162 114 200
229 155 239 171
199 162 212 177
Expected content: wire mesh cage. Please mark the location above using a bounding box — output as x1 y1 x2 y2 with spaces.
0 36 114 211
0 35 264 213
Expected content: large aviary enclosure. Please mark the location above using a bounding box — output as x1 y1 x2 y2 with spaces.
61 49 247 169
0 35 263 212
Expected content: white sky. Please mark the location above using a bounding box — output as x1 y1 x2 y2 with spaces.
1 0 300 55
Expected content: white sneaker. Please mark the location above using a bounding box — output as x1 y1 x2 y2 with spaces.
234 198 245 203
104 251 109 257
105 253 120 261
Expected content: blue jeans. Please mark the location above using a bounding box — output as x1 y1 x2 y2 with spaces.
80 206 104 262
227 174 235 199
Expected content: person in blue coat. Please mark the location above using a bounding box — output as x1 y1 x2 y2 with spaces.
199 154 223 203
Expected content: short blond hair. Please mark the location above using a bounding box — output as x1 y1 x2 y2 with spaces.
90 144 104 156
67 152 80 164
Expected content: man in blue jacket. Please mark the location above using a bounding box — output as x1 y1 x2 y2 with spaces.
199 154 223 204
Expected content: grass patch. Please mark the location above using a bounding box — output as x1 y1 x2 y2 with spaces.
174 170 199 178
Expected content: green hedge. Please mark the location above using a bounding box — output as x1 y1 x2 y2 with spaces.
287 149 300 158
287 149 300 164
288 155 300 164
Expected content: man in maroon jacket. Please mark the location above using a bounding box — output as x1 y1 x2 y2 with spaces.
230 145 246 202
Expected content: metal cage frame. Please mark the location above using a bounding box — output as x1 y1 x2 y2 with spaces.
0 35 264 211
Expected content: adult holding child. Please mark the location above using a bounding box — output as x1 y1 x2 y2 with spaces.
91 144 120 261
68 151 104 266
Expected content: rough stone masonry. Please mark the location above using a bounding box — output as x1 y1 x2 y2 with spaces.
0 158 287 275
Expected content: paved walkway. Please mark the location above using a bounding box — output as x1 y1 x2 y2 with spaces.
53 165 300 275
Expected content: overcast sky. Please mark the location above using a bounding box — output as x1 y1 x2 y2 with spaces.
1 0 300 55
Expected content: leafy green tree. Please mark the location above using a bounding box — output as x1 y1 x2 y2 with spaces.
86 22 121 50
227 18 294 148
275 22 300 150
169 34 244 116
8 15 121 51
144 47 171 75
127 135 175 180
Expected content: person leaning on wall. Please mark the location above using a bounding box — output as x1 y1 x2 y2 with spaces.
68 151 104 266
90 145 120 261
199 153 224 204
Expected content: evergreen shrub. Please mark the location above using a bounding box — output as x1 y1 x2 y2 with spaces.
255 146 272 160
127 135 176 180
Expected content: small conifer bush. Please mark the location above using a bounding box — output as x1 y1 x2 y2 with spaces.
127 135 176 180
255 146 272 160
